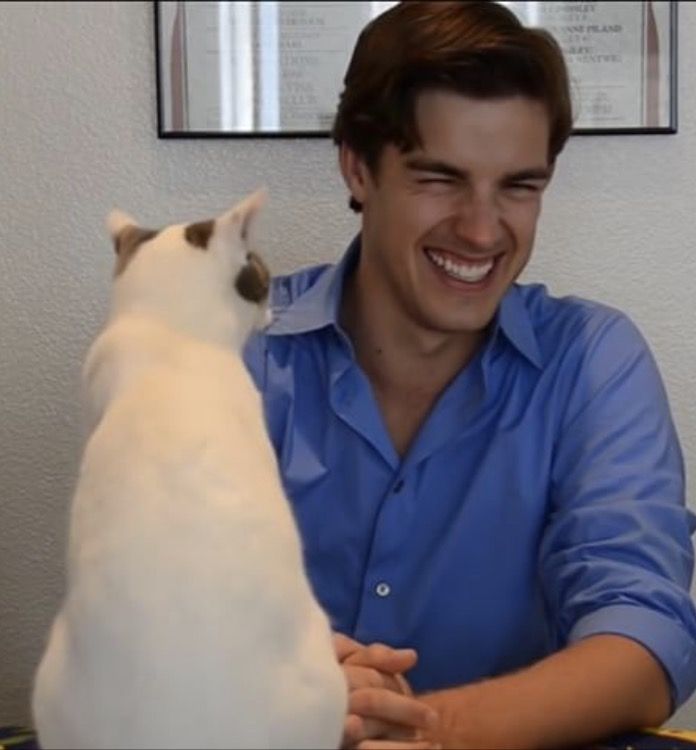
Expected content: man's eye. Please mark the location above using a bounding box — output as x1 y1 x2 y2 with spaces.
507 182 541 193
417 176 454 185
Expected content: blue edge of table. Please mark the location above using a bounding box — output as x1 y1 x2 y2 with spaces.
2 725 695 749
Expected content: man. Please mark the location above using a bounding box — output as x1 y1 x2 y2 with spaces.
244 2 696 748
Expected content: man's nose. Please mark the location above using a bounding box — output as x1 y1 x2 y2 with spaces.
452 194 503 251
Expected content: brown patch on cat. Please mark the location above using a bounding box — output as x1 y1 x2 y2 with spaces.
185 219 214 249
114 226 158 277
235 252 270 303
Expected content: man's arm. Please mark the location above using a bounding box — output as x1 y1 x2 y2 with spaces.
339 633 671 750
407 314 690 748
419 633 671 750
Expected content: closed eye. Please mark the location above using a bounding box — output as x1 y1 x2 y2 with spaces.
504 180 546 195
417 176 455 185
405 158 463 186
414 169 459 186
503 169 550 195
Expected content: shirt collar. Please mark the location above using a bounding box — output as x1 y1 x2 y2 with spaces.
495 284 543 369
266 236 543 370
266 236 360 336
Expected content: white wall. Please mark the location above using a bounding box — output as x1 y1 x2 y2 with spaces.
1 0 694 729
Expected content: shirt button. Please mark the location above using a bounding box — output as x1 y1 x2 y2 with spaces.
392 479 404 493
375 582 391 597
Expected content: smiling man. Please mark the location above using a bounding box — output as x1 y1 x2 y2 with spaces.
244 2 696 748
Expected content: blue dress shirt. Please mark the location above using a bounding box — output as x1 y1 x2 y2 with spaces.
243 238 696 707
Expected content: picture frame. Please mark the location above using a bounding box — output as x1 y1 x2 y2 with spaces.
154 1 677 139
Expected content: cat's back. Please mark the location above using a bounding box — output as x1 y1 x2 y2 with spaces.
75 313 301 584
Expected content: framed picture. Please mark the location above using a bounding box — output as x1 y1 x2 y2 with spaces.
154 1 677 138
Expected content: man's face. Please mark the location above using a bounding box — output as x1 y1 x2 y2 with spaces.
341 90 552 342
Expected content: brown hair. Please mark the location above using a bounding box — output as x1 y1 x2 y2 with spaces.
332 1 574 211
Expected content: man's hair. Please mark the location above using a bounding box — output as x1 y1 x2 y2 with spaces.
332 1 574 211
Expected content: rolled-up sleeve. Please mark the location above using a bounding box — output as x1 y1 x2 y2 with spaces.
541 312 696 707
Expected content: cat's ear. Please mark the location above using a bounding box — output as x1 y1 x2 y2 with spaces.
106 210 157 275
218 188 267 243
106 209 138 244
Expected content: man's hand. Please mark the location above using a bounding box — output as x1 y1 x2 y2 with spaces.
334 634 439 749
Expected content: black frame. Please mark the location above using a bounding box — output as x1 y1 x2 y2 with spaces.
154 1 678 140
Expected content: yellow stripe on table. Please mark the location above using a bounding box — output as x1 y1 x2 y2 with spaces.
0 726 36 749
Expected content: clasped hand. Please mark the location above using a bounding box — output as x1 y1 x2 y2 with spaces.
334 633 440 750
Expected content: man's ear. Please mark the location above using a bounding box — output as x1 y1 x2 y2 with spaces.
338 143 371 207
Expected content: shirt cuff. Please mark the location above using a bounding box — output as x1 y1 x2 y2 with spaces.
568 604 696 709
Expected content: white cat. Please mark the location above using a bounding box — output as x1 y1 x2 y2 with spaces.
32 190 347 750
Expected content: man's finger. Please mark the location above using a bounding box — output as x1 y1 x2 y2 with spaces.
334 632 363 661
342 713 364 748
344 642 418 675
344 664 406 693
349 687 438 732
356 741 440 750
344 714 424 745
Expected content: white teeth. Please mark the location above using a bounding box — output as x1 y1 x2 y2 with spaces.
426 249 494 283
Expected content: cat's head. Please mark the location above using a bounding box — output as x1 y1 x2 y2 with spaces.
106 189 271 350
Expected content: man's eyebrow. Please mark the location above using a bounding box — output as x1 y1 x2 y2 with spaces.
505 168 552 182
404 156 551 183
404 157 466 179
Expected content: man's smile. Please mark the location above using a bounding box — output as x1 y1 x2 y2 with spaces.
424 246 499 285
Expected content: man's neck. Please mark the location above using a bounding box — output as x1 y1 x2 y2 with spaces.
339 265 486 394
339 265 487 456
